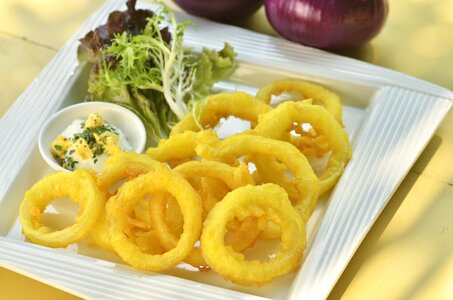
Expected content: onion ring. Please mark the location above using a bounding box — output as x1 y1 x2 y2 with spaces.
201 183 305 286
196 134 319 222
256 78 343 124
170 92 272 136
19 169 105 248
106 168 202 271
254 101 351 195
88 153 162 251
149 160 255 269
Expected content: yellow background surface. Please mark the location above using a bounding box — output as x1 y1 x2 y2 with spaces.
1 0 452 299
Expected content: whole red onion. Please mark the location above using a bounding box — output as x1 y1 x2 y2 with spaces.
173 0 264 23
264 0 389 49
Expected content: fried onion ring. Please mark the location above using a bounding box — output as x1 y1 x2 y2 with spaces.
106 169 202 271
196 134 319 222
255 101 351 195
87 153 162 251
256 78 343 124
170 92 272 136
19 169 104 248
149 161 256 269
201 184 305 286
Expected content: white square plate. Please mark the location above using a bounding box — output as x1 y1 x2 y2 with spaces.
0 1 451 299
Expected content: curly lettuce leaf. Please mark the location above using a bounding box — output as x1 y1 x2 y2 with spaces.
83 2 236 146
191 43 236 103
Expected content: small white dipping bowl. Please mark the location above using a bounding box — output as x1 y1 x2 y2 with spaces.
39 102 147 172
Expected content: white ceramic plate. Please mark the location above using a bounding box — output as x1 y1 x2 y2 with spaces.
0 1 451 300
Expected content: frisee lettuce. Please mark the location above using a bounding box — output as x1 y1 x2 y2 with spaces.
80 2 236 145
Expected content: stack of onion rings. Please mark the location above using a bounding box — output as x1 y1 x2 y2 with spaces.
196 134 319 222
19 78 351 286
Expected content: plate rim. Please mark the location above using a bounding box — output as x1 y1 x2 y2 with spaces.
0 1 451 299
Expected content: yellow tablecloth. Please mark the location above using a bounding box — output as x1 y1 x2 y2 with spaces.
1 1 452 299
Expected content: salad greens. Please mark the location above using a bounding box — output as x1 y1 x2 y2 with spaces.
78 0 236 145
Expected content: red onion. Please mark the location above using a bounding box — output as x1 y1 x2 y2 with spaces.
173 0 263 23
264 0 389 49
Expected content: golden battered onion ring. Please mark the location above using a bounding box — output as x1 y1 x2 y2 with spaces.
149 161 255 269
170 92 272 136
88 203 160 253
106 169 202 271
19 169 104 248
146 130 218 167
88 153 161 251
97 152 164 193
256 78 343 124
255 101 351 195
201 184 305 286
197 134 319 222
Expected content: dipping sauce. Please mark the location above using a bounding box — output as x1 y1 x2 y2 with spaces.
50 113 132 172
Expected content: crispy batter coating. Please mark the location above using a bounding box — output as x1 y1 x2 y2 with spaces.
196 134 319 222
19 169 105 248
256 78 343 124
106 168 202 271
170 92 272 136
255 101 351 195
201 184 305 286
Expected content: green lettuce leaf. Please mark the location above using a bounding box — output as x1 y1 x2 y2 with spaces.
83 3 236 146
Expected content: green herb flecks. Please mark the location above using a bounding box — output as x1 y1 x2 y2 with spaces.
72 124 116 159
61 155 79 171
93 144 105 157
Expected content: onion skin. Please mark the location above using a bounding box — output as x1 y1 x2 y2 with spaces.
173 0 263 22
264 0 389 50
